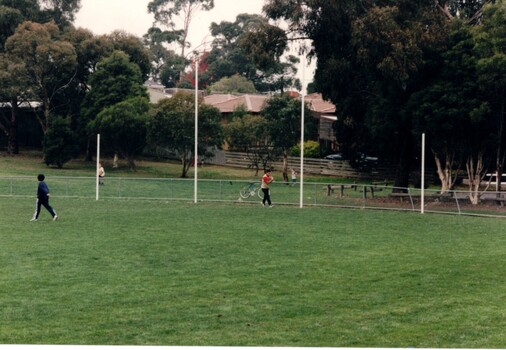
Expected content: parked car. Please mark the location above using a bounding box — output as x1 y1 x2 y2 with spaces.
357 152 378 163
324 152 378 163
324 153 343 160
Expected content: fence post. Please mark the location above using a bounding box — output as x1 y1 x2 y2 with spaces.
408 188 415 211
453 189 461 215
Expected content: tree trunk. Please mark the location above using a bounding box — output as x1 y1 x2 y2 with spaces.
466 153 486 205
181 150 192 178
7 97 19 154
282 149 289 183
113 153 119 168
433 149 456 194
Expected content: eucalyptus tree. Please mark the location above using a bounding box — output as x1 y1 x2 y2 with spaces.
106 30 152 82
261 94 311 183
143 26 183 82
262 0 494 190
206 13 300 92
0 3 28 51
81 50 148 123
0 0 80 29
0 53 28 154
472 0 506 191
206 14 266 88
209 74 257 94
5 21 77 135
147 0 214 60
37 0 81 28
81 50 149 160
411 23 484 194
43 115 79 168
89 96 151 170
148 92 224 178
0 0 80 153
224 107 272 175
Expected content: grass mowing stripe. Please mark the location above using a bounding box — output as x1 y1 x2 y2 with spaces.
1 197 506 346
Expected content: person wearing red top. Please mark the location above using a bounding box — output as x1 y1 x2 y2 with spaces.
261 168 274 207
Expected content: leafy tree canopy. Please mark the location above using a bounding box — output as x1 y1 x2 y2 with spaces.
209 74 257 94
90 96 151 170
205 13 299 93
148 0 214 58
81 50 148 124
148 92 224 177
5 21 77 132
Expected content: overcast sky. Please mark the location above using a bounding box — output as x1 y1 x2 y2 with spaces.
74 0 265 52
74 0 314 89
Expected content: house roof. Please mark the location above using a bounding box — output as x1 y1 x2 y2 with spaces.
203 94 269 113
304 93 336 114
145 82 204 104
145 82 337 116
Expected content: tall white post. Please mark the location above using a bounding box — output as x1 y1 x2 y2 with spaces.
299 54 307 208
96 133 100 201
194 54 199 204
421 133 425 214
299 58 305 208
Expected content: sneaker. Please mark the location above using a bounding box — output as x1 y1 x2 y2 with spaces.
53 215 58 221
30 218 37 222
269 205 273 208
262 203 265 207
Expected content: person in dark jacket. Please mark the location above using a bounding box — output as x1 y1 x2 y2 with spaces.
30 174 58 221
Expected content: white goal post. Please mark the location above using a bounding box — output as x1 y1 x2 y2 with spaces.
96 134 100 201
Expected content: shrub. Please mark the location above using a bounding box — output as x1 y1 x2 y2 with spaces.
291 140 320 158
44 116 79 168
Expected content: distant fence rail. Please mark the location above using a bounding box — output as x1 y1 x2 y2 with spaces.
212 151 434 183
2 176 505 218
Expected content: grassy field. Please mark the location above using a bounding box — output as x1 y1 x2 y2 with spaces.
1 195 506 347
0 151 342 182
2 153 506 347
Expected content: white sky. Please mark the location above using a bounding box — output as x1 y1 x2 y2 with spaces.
74 0 265 52
74 0 314 88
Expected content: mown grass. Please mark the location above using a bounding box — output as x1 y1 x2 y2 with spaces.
2 152 506 346
0 152 323 181
1 195 506 347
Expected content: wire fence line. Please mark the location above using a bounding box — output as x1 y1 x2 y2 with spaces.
1 176 506 218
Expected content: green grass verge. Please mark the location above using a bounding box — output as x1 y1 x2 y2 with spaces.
1 197 506 347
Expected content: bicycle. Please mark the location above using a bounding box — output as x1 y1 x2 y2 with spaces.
239 182 263 199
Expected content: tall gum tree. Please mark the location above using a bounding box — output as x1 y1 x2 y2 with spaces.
262 0 494 191
0 0 80 153
147 0 214 62
261 94 312 183
148 92 224 178
5 21 77 135
473 0 506 192
81 50 149 161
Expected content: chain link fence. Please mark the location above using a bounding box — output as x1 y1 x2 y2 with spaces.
2 176 505 218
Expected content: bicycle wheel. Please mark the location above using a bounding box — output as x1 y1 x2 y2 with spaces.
240 184 253 199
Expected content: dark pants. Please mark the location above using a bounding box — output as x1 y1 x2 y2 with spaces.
262 188 271 205
33 198 56 219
